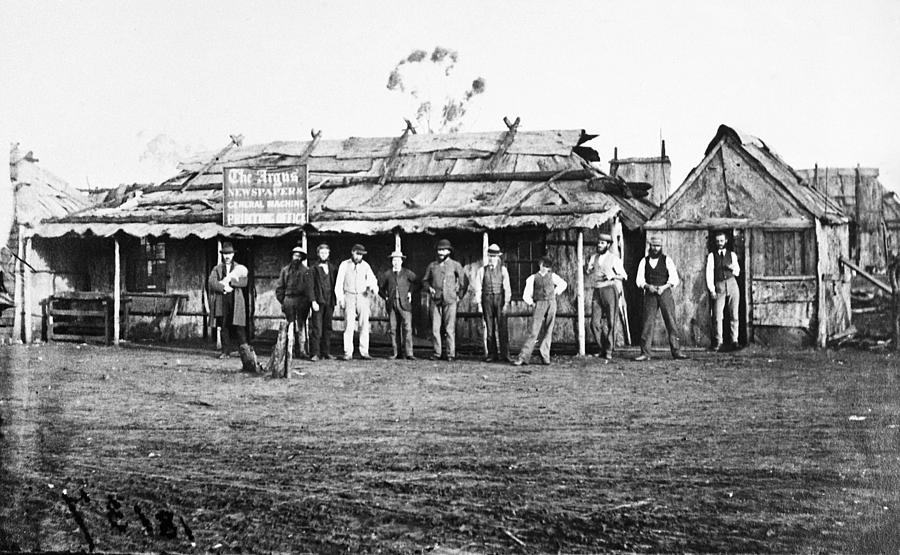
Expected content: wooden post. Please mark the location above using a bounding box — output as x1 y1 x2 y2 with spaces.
23 231 32 344
481 231 489 356
814 219 828 348
113 236 121 346
482 232 489 265
216 239 222 351
301 230 308 252
395 230 402 252
576 229 586 356
12 225 23 343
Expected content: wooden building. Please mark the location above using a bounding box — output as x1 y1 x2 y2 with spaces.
645 125 852 348
797 166 890 272
5 144 93 342
34 125 656 351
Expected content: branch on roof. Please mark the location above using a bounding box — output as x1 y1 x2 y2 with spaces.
484 116 521 173
379 120 416 186
180 134 243 193
319 202 613 221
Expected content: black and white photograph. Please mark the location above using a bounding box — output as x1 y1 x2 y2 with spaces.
1 1 899 552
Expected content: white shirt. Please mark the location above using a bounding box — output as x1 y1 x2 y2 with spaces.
473 262 512 301
334 259 379 304
586 250 628 288
635 255 680 289
705 250 741 293
522 272 568 305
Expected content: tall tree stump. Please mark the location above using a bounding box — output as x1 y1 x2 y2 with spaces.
266 321 294 378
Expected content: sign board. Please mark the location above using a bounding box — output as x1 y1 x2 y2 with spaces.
223 165 308 226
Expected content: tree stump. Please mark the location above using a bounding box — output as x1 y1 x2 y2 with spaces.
266 321 294 378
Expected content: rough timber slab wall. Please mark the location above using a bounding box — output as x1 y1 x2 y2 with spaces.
824 224 851 337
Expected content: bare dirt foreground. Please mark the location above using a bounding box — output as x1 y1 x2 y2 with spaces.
1 343 899 554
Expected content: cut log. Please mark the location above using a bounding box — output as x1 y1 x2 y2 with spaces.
266 321 294 378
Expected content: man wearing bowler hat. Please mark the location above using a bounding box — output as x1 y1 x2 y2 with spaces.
378 250 418 359
634 236 688 361
275 243 314 356
308 243 337 361
422 239 469 361
335 243 379 360
474 243 512 362
585 232 627 362
207 241 259 371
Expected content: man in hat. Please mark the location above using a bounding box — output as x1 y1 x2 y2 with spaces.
378 250 418 359
275 243 314 356
474 243 512 362
308 242 337 361
706 231 741 352
207 241 258 371
512 256 567 367
335 243 379 360
422 239 469 361
634 236 688 361
585 232 628 362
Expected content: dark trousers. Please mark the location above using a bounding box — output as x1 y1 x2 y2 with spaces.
283 296 312 356
482 294 510 360
590 286 618 357
217 318 248 354
387 301 414 357
639 288 682 357
309 302 334 357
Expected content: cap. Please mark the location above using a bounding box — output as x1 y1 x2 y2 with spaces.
436 239 453 251
649 236 663 247
220 241 235 254
351 243 367 255
598 233 612 243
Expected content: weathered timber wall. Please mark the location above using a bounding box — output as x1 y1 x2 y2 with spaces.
823 224 851 337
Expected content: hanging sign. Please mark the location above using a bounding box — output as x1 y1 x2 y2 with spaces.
222 165 308 226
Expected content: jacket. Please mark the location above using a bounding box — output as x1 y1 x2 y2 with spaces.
207 262 249 326
422 258 469 305
274 262 313 305
308 261 338 305
378 267 418 311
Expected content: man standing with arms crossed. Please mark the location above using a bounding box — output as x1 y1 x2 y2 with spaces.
335 244 379 360
422 239 469 361
706 231 741 352
474 243 512 362
585 233 627 363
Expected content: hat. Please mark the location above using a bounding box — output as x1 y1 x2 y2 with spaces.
220 241 235 254
487 243 502 256
291 245 307 258
389 250 406 259
649 236 663 247
317 242 330 251
351 243 367 255
436 239 453 251
598 233 612 243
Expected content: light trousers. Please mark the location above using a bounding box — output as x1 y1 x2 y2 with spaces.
343 293 371 358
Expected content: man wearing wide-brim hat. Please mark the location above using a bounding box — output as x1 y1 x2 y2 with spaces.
207 241 259 372
422 239 469 361
377 250 418 359
334 243 379 360
634 236 688 361
474 243 512 362
585 232 628 362
275 243 314 358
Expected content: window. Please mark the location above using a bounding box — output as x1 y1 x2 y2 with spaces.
505 232 545 299
760 230 814 276
128 238 167 292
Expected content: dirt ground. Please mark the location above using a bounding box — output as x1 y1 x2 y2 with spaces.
1 342 899 554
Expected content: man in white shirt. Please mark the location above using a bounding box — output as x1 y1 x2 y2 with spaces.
634 236 688 361
706 231 741 352
512 256 568 367
585 233 627 362
334 244 379 360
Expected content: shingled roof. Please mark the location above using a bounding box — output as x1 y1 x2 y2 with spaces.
37 128 656 238
10 144 91 224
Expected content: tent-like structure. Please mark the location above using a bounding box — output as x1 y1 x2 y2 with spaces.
645 125 851 348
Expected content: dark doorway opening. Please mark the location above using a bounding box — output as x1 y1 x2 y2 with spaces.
706 229 748 347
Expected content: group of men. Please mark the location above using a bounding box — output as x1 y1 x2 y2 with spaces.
208 229 742 369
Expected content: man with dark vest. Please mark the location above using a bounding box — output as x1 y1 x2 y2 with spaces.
706 231 741 352
634 236 688 361
513 256 568 367
422 239 469 361
378 250 418 360
207 241 260 372
275 244 314 356
585 232 627 362
308 243 337 362
474 243 512 362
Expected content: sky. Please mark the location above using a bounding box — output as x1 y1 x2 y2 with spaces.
2 0 899 198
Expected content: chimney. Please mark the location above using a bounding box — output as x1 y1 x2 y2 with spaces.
608 139 671 205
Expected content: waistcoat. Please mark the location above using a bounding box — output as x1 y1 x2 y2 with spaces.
645 255 669 286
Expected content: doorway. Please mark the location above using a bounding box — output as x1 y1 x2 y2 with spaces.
706 229 748 346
